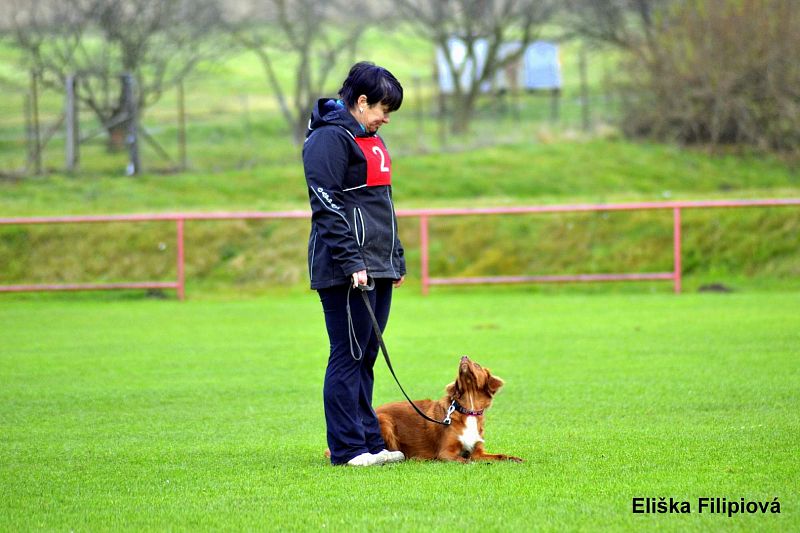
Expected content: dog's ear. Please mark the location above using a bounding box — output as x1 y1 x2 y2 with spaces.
445 381 459 398
486 372 504 395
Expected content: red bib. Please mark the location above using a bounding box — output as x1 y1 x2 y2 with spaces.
354 136 391 186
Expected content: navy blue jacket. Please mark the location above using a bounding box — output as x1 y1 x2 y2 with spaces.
303 99 406 289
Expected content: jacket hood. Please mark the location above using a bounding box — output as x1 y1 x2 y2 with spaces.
307 98 366 138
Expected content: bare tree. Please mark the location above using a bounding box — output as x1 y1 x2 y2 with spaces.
397 0 556 134
7 0 224 150
230 0 378 145
562 0 663 49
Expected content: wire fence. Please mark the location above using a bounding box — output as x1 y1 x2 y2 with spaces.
0 56 623 177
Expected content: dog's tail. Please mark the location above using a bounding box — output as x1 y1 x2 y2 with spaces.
376 413 401 451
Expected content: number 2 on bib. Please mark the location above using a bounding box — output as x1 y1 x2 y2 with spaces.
372 146 389 172
354 136 391 186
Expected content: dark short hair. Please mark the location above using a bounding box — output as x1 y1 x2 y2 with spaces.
338 62 403 112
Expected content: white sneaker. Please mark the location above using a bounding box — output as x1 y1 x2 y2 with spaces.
377 449 405 463
346 452 386 467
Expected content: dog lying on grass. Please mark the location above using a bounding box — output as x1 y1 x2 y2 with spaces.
376 356 523 462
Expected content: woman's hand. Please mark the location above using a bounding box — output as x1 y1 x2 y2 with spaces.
352 270 368 288
352 271 405 288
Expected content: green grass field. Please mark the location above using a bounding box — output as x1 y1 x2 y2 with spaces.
1 289 797 531
1 19 799 531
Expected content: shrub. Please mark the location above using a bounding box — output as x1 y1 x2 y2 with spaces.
620 0 800 153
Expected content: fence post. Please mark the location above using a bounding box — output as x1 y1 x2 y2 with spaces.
437 84 447 149
579 44 590 131
122 73 141 176
420 215 430 296
177 80 187 171
28 70 42 175
673 207 682 293
65 74 79 172
550 88 560 123
176 218 185 300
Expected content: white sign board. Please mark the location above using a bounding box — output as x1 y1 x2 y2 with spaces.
436 39 561 93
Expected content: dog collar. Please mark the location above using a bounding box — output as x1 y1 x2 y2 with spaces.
452 399 484 417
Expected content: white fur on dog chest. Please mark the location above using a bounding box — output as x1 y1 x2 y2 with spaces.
458 416 484 452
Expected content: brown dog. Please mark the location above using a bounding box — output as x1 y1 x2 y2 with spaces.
376 356 522 462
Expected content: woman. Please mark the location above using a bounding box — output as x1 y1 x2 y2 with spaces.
303 62 407 466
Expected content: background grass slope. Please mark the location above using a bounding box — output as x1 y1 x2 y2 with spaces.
2 139 798 216
1 138 798 293
1 291 797 530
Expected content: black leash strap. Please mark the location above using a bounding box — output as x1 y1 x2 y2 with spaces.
358 283 451 426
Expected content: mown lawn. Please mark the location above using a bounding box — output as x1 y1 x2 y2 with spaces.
1 289 797 531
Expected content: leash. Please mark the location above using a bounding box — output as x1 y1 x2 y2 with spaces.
357 279 453 426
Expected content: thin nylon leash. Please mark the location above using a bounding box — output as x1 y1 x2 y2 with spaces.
358 281 452 426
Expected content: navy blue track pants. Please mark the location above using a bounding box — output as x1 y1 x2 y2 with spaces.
318 279 393 465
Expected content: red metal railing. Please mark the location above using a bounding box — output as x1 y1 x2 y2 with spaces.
0 199 797 299
0 211 307 301
407 199 800 295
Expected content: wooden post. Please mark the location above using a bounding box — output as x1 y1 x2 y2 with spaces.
435 61 447 149
29 70 42 175
511 61 521 124
177 80 187 171
65 74 79 172
176 218 185 301
579 44 590 132
24 94 32 173
420 215 430 296
673 207 682 294
122 73 140 175
550 88 560 123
